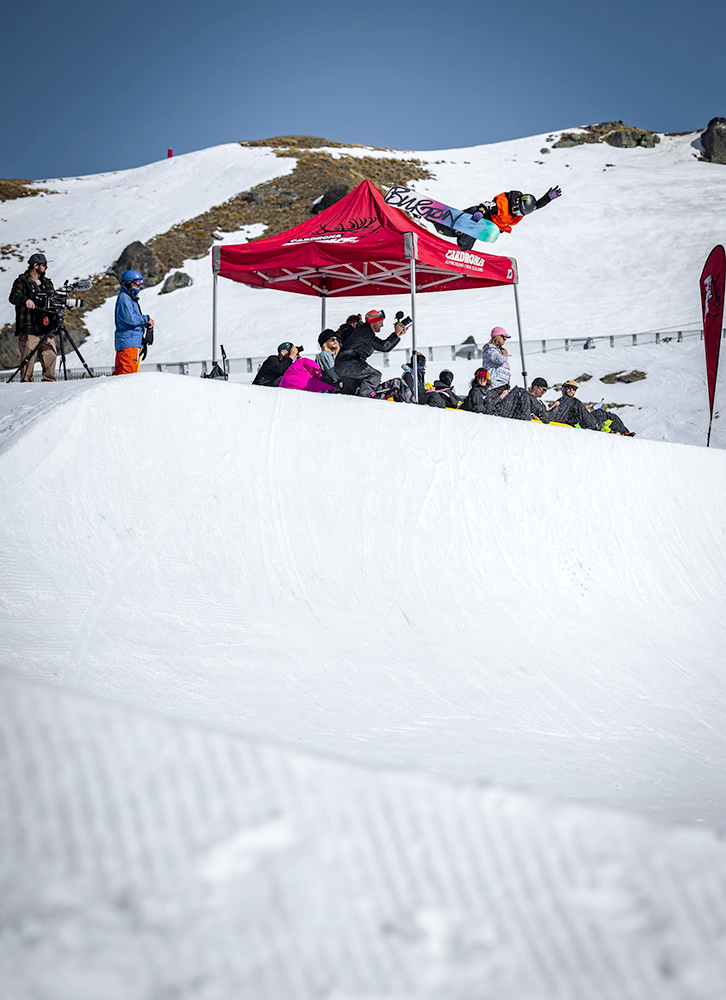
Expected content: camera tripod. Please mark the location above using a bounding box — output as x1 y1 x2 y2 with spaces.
7 313 95 383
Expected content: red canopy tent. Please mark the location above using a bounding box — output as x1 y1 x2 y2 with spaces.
212 180 527 394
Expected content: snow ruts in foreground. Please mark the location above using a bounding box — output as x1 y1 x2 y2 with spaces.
1 674 726 1000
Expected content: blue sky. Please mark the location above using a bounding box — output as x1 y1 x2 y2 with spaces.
2 0 723 180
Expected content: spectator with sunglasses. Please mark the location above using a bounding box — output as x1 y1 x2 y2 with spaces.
315 329 341 384
549 379 597 429
333 308 407 397
113 270 154 375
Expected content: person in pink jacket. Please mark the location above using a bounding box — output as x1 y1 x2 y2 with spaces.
279 356 336 393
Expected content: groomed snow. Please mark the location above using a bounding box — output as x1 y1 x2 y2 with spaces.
3 673 726 999
2 375 725 825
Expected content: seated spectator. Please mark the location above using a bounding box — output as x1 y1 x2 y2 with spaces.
463 368 491 412
587 406 635 436
252 342 298 386
402 352 427 401
481 327 511 391
486 377 554 422
424 370 462 408
337 313 362 347
526 377 555 423
549 379 597 429
279 356 336 393
315 330 340 384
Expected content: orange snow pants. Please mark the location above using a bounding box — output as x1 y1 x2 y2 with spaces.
113 348 141 375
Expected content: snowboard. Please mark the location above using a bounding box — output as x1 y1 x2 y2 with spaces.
383 185 501 244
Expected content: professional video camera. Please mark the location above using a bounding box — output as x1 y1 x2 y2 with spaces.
31 279 92 316
395 309 413 328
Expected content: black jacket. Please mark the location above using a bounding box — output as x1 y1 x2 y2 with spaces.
425 380 461 408
463 384 488 413
9 271 55 337
337 321 399 361
551 394 596 429
529 393 554 423
252 354 293 387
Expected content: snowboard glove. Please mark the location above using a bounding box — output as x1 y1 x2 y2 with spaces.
545 186 562 201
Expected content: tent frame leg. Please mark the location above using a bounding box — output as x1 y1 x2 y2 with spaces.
513 282 527 389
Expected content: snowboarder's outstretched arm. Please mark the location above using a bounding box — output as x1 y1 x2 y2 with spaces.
535 186 562 210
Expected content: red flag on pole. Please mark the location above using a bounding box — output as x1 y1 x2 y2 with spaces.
700 245 725 446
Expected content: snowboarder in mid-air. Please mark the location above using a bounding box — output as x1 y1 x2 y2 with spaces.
434 187 562 251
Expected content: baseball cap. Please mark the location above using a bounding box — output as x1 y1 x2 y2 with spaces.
491 326 510 339
365 309 385 322
277 342 294 353
531 377 549 389
562 379 579 390
28 253 48 266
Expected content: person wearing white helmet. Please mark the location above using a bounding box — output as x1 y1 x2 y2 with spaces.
113 270 154 375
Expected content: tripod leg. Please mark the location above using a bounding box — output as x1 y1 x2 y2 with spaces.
7 335 47 383
60 326 95 378
57 327 68 380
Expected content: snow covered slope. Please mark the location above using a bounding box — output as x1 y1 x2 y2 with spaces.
2 130 723 372
3 673 726 1000
2 375 725 826
2 373 726 996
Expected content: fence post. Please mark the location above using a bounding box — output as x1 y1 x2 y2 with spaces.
655 332 660 345
632 334 637 346
677 331 682 343
541 339 546 353
565 339 570 352
451 346 456 360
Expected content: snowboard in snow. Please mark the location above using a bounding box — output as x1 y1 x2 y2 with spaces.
384 185 500 244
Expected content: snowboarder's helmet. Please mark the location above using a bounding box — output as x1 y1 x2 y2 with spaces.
28 252 48 267
475 368 488 380
122 270 143 283
519 194 537 216
439 370 454 386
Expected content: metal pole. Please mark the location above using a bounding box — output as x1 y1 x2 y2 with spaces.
212 246 221 364
512 281 527 389
404 232 419 402
321 295 326 329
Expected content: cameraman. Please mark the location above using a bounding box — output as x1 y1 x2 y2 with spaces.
333 308 407 397
8 252 57 382
113 269 154 375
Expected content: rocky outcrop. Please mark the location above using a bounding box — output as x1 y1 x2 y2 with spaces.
112 241 163 287
701 118 726 164
606 128 660 149
160 271 192 294
312 183 349 215
553 122 660 150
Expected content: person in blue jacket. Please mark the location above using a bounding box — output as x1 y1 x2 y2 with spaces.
113 270 154 375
